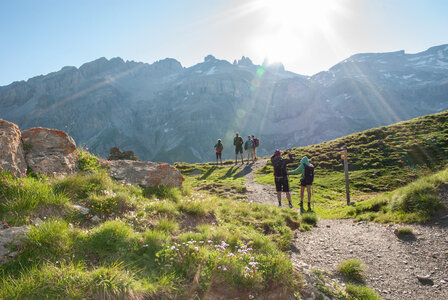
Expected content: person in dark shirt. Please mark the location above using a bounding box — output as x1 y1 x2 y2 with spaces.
271 149 294 208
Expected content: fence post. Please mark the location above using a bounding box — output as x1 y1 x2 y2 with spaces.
341 146 351 205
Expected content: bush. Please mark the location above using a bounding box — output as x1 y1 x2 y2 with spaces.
337 259 365 282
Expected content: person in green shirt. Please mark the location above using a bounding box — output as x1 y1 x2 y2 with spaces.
233 133 244 164
288 156 313 211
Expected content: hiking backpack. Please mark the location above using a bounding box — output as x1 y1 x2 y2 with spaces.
216 143 223 152
304 164 315 185
254 138 259 147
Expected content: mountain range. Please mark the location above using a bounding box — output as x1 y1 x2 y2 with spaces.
1 44 447 163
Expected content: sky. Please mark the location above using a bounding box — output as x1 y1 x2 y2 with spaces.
0 0 447 86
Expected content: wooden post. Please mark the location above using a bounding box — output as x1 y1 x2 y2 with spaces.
341 146 350 205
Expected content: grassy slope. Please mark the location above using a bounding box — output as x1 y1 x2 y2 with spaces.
0 150 305 299
255 110 448 222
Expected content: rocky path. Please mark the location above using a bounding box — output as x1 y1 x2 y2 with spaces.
292 219 448 300
243 160 448 299
244 158 277 206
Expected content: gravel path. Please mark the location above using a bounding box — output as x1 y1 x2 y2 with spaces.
292 219 448 300
243 160 448 299
244 158 298 207
244 159 276 205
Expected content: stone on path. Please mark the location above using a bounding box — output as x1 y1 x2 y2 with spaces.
21 127 76 175
0 119 27 175
108 160 184 188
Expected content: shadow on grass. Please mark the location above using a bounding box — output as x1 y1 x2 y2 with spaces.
219 166 239 179
233 164 253 179
199 166 217 180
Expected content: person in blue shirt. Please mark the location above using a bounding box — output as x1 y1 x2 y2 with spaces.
289 156 313 211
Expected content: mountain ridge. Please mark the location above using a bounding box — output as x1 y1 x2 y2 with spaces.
1 44 447 163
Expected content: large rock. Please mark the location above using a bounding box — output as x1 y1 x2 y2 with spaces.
21 127 76 175
0 119 27 174
107 147 139 161
108 160 184 188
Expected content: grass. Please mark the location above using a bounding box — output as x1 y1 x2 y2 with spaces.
301 212 318 226
0 159 303 298
255 110 448 223
175 161 247 200
345 284 381 300
337 259 365 282
396 227 414 238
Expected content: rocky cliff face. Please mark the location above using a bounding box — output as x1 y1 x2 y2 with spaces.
1 45 447 163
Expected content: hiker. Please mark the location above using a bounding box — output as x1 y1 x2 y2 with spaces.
214 139 223 166
252 135 259 160
233 133 244 164
288 156 314 211
271 149 294 208
244 136 255 163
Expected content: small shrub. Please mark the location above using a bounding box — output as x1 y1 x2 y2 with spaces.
301 212 318 226
397 227 413 235
345 284 381 300
337 259 365 282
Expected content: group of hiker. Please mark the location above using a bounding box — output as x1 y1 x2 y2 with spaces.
214 133 314 211
214 133 259 166
271 149 314 211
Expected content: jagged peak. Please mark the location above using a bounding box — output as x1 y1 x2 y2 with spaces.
204 55 217 62
237 56 254 66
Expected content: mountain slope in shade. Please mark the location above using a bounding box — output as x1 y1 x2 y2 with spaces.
1 45 447 163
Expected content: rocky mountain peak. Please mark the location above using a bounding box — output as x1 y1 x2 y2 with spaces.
237 56 254 66
204 55 217 63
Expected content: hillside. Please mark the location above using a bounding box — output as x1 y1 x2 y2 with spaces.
1 44 448 163
1 111 448 299
255 110 448 221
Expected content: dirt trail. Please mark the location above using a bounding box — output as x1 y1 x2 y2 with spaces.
244 158 276 205
243 160 448 299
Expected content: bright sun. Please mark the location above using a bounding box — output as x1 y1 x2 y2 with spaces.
249 0 346 66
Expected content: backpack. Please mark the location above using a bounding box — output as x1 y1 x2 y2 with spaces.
254 138 259 147
304 164 315 185
216 143 223 152
271 156 284 177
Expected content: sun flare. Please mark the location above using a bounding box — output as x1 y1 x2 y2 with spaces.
250 0 347 67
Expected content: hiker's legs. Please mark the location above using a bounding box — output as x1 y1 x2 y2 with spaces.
307 185 312 209
277 192 282 205
240 153 244 163
300 185 305 209
286 192 292 208
254 148 257 160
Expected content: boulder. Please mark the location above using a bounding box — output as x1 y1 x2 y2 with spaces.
107 147 139 161
0 119 27 175
0 226 30 264
21 127 76 175
108 160 184 188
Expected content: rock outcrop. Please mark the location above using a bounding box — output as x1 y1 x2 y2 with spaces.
0 226 30 264
107 147 139 161
21 127 76 175
108 160 184 188
0 119 27 175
